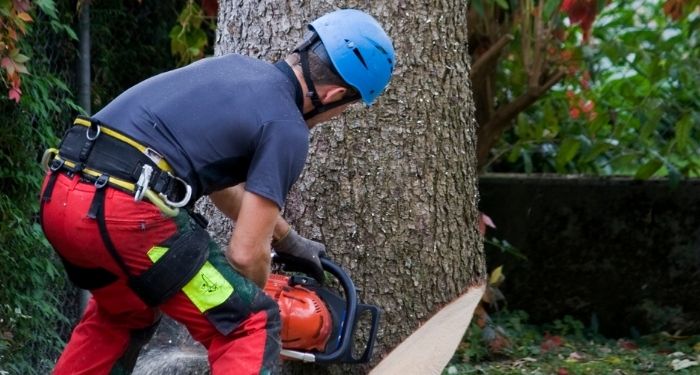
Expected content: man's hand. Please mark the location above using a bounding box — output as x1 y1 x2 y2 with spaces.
272 229 326 283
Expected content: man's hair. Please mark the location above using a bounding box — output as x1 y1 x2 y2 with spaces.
287 43 359 99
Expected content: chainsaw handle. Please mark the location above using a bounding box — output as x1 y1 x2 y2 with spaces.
313 257 359 363
344 303 380 364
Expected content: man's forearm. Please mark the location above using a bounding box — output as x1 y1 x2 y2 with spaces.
227 249 270 288
225 190 280 288
212 185 292 243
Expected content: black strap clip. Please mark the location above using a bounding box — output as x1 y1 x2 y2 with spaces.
95 174 109 189
49 158 65 172
72 162 85 173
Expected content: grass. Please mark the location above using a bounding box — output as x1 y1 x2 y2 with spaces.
445 310 700 375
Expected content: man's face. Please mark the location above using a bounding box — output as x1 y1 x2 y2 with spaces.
305 103 354 128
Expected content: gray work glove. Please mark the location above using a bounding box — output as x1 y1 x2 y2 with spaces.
272 229 326 284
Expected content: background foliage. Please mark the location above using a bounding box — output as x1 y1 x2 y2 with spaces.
0 1 183 373
481 0 700 181
1 0 698 372
90 0 186 111
0 1 78 372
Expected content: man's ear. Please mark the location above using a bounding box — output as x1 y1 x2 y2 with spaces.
320 86 347 104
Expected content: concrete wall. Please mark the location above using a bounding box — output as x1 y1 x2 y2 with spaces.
479 174 700 337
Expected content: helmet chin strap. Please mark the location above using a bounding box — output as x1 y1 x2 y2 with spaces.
296 34 359 120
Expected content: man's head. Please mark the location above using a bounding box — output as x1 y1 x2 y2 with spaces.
289 9 395 125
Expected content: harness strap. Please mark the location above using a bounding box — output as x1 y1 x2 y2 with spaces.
41 171 60 203
300 49 324 110
92 182 134 278
49 156 179 217
48 117 192 216
74 116 173 173
78 119 99 162
296 37 360 120
42 118 209 307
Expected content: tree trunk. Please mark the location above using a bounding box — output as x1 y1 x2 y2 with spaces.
212 0 485 372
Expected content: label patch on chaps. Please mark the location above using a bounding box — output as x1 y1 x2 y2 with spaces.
131 226 210 307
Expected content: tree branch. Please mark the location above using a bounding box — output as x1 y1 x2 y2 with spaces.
477 70 566 167
471 34 514 80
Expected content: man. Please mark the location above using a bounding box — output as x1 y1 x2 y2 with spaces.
39 8 394 375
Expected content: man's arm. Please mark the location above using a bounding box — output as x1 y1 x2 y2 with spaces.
209 185 324 284
223 190 279 288
210 184 291 241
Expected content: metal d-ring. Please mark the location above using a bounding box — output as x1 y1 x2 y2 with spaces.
86 124 101 140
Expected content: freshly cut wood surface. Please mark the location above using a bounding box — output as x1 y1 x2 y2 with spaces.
370 284 486 375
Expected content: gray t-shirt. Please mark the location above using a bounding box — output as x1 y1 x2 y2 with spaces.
94 54 308 209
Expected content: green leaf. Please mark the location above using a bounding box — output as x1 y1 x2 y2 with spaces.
15 62 29 74
35 0 58 19
50 20 77 40
596 0 608 12
169 24 184 39
514 113 530 139
580 140 614 163
472 0 486 19
674 114 692 151
634 158 663 180
508 143 523 162
639 117 657 142
543 102 559 138
555 138 581 170
522 149 533 174
588 112 609 135
543 0 561 21
13 54 29 64
494 0 509 10
187 47 202 57
666 162 681 186
0 0 12 12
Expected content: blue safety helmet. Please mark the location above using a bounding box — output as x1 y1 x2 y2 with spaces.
309 9 395 106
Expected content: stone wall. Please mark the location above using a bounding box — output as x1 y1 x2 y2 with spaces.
479 174 700 336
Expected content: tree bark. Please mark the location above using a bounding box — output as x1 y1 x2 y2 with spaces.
212 1 485 373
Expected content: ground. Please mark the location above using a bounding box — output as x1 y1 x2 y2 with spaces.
446 310 700 375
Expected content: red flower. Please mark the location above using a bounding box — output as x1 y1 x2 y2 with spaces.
663 0 685 20
581 99 595 113
561 0 599 42
618 339 639 350
541 333 564 352
201 0 218 17
569 107 581 119
8 86 21 103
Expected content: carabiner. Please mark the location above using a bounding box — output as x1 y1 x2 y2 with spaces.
41 148 59 171
160 175 192 208
134 164 153 202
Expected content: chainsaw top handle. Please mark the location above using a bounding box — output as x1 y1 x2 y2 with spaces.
314 257 358 363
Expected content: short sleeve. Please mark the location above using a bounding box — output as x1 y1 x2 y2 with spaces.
244 120 309 209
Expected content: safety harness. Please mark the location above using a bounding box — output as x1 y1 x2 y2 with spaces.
42 116 209 306
294 33 359 120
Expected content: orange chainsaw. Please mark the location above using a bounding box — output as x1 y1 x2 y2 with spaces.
264 257 380 364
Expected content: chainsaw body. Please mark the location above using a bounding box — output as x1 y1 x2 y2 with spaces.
263 258 380 364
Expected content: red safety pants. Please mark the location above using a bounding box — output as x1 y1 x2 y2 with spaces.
40 173 280 374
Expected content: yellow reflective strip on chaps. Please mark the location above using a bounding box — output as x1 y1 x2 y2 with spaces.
147 246 234 312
